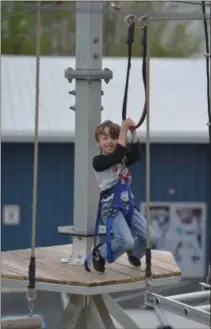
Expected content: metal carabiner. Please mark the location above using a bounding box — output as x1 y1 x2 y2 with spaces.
124 14 137 27
138 15 149 29
26 287 37 317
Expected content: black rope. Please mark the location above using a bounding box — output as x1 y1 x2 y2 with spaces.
145 247 152 279
28 256 36 289
122 16 148 129
201 1 211 268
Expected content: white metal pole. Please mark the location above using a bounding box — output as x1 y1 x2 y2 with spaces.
64 1 112 264
72 1 103 262
167 290 210 303
196 304 210 312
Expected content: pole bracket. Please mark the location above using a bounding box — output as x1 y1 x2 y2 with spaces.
57 225 106 237
65 68 113 84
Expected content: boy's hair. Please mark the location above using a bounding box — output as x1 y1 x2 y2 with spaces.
95 120 120 142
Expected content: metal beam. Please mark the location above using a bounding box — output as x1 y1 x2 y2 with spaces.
145 292 210 326
199 282 211 290
135 11 211 21
167 290 210 303
102 294 141 329
196 304 211 312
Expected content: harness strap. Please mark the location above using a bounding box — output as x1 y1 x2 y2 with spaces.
122 16 148 129
100 182 134 263
122 16 135 122
84 181 135 270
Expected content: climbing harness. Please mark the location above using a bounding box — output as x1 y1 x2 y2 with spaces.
122 14 149 129
26 0 41 320
84 178 135 271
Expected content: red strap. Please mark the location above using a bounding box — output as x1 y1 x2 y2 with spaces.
119 172 131 181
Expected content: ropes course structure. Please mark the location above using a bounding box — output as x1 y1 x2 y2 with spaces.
1 1 211 20
1 1 210 329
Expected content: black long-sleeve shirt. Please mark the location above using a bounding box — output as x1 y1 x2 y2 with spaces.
93 142 140 172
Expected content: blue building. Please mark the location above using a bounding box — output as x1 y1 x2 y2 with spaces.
1 56 210 277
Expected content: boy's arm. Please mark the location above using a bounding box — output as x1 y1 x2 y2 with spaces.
93 144 126 172
126 130 141 166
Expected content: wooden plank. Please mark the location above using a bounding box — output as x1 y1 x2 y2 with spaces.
151 250 180 267
107 262 172 279
1 253 140 287
1 246 181 288
1 315 42 329
116 251 181 278
7 245 175 278
115 252 181 275
3 245 180 272
3 250 138 285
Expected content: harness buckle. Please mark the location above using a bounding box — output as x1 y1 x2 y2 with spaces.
107 207 118 218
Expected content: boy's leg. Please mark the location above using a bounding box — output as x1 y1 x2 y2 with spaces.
93 210 134 272
129 208 158 260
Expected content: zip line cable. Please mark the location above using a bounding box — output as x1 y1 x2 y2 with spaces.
1 1 211 21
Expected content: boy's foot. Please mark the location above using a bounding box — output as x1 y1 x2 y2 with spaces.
127 251 141 267
92 246 105 273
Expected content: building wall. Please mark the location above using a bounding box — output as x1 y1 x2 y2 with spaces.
2 143 210 264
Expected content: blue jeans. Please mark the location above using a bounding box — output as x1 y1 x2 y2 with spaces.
99 203 158 262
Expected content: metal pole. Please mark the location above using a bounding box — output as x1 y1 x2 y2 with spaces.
167 290 210 303
64 1 112 264
72 1 102 262
196 304 211 312
199 282 211 290
146 292 210 326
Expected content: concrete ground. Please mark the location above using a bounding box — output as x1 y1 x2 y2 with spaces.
1 279 210 329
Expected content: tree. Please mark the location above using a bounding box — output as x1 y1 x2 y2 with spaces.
1 1 76 55
1 1 202 57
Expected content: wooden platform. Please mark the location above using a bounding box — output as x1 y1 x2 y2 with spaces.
1 245 181 288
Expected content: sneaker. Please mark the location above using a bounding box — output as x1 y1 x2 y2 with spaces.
92 246 105 273
127 251 141 267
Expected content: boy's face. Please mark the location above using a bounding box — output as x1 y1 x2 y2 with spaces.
97 127 118 154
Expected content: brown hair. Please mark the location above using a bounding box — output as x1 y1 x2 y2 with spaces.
95 120 120 142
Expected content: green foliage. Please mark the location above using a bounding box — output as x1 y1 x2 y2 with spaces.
1 1 202 57
1 1 76 55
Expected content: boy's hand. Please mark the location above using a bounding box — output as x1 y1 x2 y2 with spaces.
122 118 136 130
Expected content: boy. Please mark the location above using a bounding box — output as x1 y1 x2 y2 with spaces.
91 118 157 273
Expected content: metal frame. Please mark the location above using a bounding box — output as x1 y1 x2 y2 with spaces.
200 282 211 290
2 2 211 21
145 282 211 327
2 276 181 329
1 276 181 296
59 294 141 329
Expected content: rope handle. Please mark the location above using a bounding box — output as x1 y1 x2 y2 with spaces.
122 15 149 129
123 14 152 282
